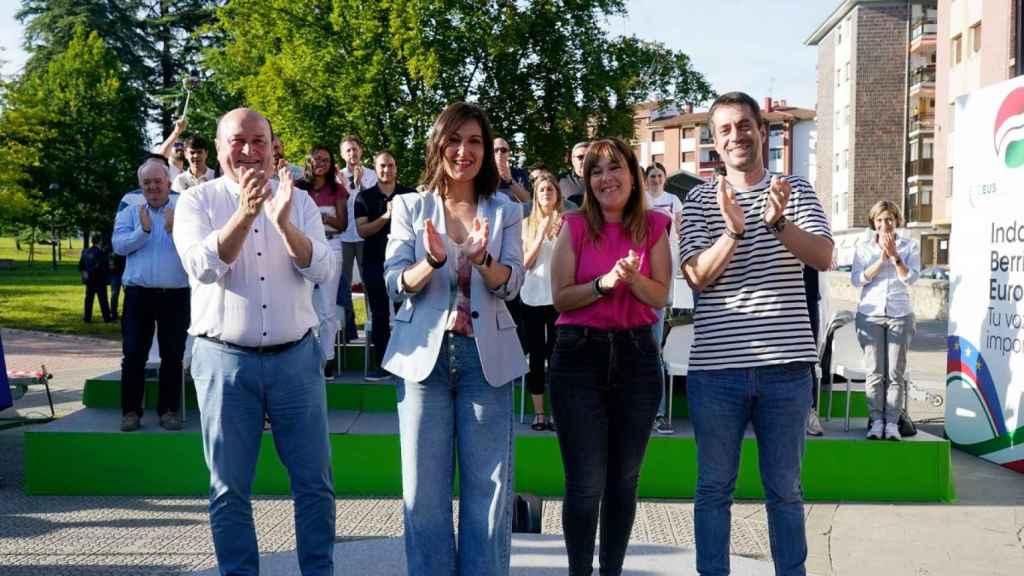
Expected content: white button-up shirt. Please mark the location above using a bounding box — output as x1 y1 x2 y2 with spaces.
851 234 920 318
173 176 333 347
337 166 378 243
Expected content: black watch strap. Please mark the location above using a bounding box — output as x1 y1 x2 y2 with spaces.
724 227 745 241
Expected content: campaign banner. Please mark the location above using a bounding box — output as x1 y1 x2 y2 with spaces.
947 76 1024 473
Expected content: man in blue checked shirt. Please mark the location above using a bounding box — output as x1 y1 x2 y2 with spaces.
112 158 191 432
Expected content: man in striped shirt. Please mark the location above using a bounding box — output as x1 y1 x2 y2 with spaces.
680 92 832 576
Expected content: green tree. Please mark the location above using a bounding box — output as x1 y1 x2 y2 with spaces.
0 26 147 238
205 0 713 182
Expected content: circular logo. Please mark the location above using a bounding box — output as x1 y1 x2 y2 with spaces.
994 87 1024 169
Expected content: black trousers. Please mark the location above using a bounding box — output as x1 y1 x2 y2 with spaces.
522 303 558 395
549 325 663 576
121 286 189 417
362 260 392 366
83 281 110 322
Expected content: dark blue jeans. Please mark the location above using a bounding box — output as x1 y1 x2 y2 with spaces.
549 325 663 576
688 363 813 576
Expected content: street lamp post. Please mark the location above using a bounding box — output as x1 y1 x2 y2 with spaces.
48 183 59 271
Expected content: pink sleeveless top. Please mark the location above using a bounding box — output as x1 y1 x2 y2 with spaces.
556 210 669 330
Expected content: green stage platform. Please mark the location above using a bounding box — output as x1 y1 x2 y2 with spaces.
26 374 953 502
81 370 873 420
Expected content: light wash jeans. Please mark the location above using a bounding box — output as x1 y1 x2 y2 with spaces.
854 313 915 424
191 331 336 576
396 333 514 576
687 363 813 576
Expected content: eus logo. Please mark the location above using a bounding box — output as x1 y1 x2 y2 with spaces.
994 87 1024 169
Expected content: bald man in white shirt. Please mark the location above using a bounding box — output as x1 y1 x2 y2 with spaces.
173 108 335 576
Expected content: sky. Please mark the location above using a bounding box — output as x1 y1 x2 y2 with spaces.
0 0 838 110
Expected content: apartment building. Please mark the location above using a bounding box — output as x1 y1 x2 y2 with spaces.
632 99 816 182
933 0 1019 262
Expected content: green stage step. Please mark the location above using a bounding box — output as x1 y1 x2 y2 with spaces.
25 408 954 502
83 371 871 420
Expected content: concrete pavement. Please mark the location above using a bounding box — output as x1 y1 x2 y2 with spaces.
2 318 1023 575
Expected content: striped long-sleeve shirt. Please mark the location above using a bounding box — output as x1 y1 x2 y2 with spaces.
680 172 832 370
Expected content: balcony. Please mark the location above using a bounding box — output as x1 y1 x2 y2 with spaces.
910 19 937 53
909 114 935 134
909 65 936 95
699 160 723 171
906 158 934 179
906 198 933 223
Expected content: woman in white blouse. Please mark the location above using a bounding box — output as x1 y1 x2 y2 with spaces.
520 171 564 431
850 200 921 441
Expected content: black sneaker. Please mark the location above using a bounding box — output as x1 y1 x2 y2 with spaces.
365 368 392 382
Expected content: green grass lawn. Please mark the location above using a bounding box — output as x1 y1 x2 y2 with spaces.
0 237 366 339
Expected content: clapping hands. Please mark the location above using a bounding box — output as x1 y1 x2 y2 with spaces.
598 249 642 292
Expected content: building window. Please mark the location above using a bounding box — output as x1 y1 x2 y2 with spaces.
769 125 784 137
952 34 962 65
769 148 783 161
652 154 664 165
682 127 695 140
970 22 982 55
682 151 695 162
910 141 919 161
923 140 934 159
652 130 664 142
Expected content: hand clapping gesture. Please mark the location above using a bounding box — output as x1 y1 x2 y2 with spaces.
265 166 295 229
879 231 899 262
598 249 642 292
462 217 490 265
424 219 447 264
717 176 745 237
763 176 791 226
237 167 271 220
139 204 152 233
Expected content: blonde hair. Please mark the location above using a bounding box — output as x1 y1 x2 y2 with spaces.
580 138 648 245
867 200 902 229
524 172 564 238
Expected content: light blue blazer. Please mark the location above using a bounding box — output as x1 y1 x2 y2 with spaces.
382 190 528 386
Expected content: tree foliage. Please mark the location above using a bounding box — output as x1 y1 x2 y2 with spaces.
0 27 147 235
206 0 714 182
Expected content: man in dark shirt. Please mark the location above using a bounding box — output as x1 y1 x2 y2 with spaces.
78 233 112 323
355 150 415 380
559 140 589 206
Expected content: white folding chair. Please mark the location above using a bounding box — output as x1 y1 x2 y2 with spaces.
829 321 867 432
662 323 694 427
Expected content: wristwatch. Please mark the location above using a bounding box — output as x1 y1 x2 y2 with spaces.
475 252 493 268
724 227 745 240
767 215 787 234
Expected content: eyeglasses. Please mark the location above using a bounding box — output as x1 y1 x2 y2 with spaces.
494 147 510 153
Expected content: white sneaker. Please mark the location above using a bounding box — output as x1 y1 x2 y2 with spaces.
866 420 883 440
884 422 902 441
806 409 824 437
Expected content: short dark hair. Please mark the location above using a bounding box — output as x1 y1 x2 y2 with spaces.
374 149 396 163
527 161 549 175
707 91 763 134
185 134 209 151
644 162 667 178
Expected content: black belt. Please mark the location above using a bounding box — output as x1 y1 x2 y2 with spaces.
199 330 309 355
125 286 188 293
558 325 652 341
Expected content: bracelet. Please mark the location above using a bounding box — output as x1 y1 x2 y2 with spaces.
426 251 446 269
592 277 611 297
475 252 493 268
766 215 787 234
723 227 744 241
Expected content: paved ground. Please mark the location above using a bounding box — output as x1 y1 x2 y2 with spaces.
2 310 1024 575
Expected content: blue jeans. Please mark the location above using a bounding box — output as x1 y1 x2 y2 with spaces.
687 363 812 576
396 333 514 576
191 331 336 576
548 325 662 576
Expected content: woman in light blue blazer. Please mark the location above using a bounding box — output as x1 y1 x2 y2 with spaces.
382 102 528 576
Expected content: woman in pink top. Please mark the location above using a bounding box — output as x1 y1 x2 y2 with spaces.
549 137 671 575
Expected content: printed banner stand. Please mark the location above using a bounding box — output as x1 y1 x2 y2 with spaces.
947 75 1024 473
